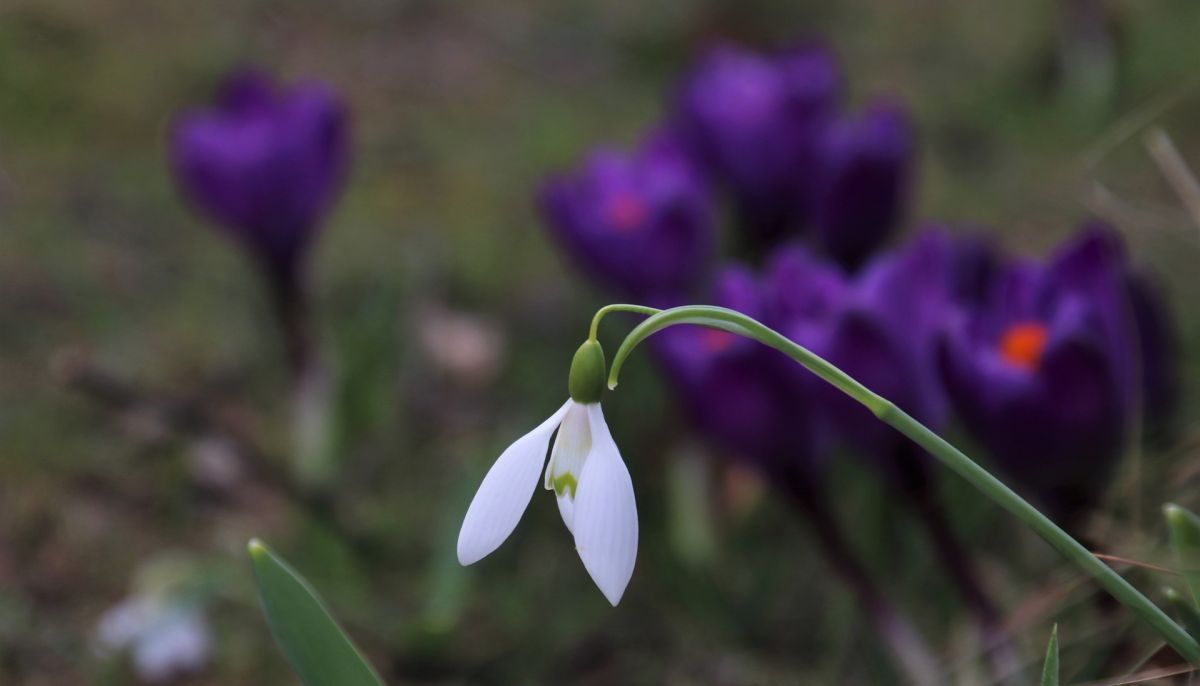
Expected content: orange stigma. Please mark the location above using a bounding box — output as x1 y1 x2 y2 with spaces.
998 321 1048 370
607 193 646 233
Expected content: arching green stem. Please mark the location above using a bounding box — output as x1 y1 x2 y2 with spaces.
605 304 1200 664
589 303 662 342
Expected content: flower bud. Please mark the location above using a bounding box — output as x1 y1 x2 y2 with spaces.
568 339 607 404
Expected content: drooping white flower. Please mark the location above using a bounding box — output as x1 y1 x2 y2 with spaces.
457 340 638 605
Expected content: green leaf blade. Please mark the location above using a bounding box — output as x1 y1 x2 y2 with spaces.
248 539 385 686
1041 624 1059 686
1165 504 1200 607
1165 587 1200 639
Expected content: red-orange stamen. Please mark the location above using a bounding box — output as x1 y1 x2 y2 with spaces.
998 321 1048 370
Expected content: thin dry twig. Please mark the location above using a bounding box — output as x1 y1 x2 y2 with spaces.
1144 127 1200 232
1077 663 1196 685
1091 553 1180 577
1082 79 1200 172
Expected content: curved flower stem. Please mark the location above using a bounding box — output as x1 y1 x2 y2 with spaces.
605 304 1200 664
589 303 662 342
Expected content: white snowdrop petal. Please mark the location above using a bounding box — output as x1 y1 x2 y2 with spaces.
556 493 575 533
573 403 638 606
545 401 591 491
457 400 571 565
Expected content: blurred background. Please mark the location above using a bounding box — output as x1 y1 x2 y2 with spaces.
5 0 1200 683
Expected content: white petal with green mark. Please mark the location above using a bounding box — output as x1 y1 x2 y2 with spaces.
545 401 591 497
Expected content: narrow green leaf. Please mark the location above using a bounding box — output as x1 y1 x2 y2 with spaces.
248 539 385 686
1040 624 1059 686
1164 504 1200 607
1165 587 1200 639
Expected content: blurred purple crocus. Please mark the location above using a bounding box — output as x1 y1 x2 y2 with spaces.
938 224 1173 520
652 266 831 484
656 234 958 483
653 254 948 676
170 69 349 284
764 234 954 482
540 132 715 300
674 43 841 239
813 99 915 271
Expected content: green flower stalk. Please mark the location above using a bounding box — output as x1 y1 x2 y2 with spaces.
596 303 1200 664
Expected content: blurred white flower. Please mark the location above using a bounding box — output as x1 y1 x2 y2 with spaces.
95 595 211 682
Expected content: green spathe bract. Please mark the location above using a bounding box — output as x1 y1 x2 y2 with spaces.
568 339 606 404
593 302 1200 663
248 539 385 686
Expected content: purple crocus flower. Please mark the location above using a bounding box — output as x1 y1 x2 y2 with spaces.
844 230 959 424
170 69 349 283
652 266 830 482
540 132 715 300
813 99 915 271
657 234 962 483
764 236 952 481
936 224 1159 520
674 43 841 240
656 233 957 482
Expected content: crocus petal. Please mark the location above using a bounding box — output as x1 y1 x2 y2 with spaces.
573 404 638 606
457 400 571 565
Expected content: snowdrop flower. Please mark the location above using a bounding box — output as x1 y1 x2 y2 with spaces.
457 340 638 605
95 595 211 682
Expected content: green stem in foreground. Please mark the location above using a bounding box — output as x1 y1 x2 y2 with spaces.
599 304 1200 664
